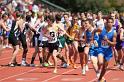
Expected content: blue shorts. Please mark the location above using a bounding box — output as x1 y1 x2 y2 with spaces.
0 31 2 36
89 47 98 57
98 47 113 61
6 31 10 38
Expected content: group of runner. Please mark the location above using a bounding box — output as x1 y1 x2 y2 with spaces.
0 3 124 82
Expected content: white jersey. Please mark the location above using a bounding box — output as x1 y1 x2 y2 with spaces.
48 27 58 43
96 19 104 29
31 17 37 26
79 30 86 47
6 19 12 29
42 22 48 41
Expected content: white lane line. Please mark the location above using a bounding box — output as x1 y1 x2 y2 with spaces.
42 66 81 82
0 68 39 82
89 67 118 82
0 60 62 81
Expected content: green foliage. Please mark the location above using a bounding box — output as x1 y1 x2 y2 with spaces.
36 0 124 13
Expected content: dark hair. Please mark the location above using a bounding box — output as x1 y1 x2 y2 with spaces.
85 19 94 26
16 13 22 18
55 14 61 21
47 15 55 23
107 17 114 23
2 13 8 18
81 19 87 23
26 15 31 22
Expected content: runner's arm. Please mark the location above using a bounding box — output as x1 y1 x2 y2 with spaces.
57 25 74 40
1 23 10 31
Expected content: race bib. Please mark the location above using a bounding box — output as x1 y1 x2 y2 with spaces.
101 40 109 48
49 31 56 42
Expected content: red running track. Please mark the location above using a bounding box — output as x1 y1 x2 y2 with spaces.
0 48 124 82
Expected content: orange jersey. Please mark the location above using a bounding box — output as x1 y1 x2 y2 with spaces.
69 24 79 38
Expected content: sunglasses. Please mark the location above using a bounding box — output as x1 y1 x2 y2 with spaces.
111 16 115 18
74 18 78 20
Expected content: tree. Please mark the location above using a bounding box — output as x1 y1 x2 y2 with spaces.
36 0 124 13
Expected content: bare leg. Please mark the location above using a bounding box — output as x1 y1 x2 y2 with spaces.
84 46 89 71
79 52 86 75
52 49 58 73
30 46 38 64
91 56 99 78
73 41 79 63
9 45 19 64
98 60 108 81
65 43 70 65
98 53 104 73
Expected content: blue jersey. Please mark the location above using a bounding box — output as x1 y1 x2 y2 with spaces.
89 32 99 57
0 27 3 36
98 27 115 49
86 29 93 43
97 27 115 61
94 32 99 42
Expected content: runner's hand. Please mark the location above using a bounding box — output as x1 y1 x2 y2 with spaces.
104 35 108 41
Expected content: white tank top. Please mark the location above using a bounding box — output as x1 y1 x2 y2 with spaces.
48 28 58 43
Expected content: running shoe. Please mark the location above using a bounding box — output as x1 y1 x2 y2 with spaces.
82 67 86 75
8 63 15 67
43 62 49 67
61 63 68 68
119 65 124 71
21 62 29 66
30 64 35 67
85 64 89 71
98 78 106 82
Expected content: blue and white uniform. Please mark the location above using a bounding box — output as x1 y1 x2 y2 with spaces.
89 32 99 57
86 29 93 44
0 27 3 36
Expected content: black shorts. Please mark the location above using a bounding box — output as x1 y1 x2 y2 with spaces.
115 40 122 50
19 33 27 49
48 41 59 53
65 36 73 45
115 45 122 50
42 41 48 48
9 33 19 46
78 46 85 53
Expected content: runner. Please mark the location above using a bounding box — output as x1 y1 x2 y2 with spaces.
63 13 72 66
45 15 59 73
8 13 22 66
19 15 31 66
90 29 100 78
97 18 117 82
45 14 73 73
30 12 44 67
66 16 80 69
84 19 95 72
110 11 122 66
0 13 10 55
75 19 87 75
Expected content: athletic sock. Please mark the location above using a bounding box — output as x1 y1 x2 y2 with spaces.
39 57 43 64
31 57 35 64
